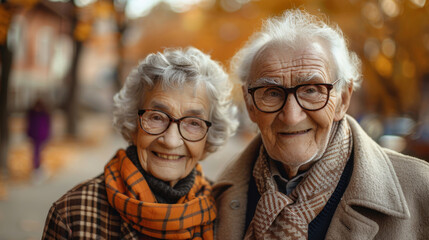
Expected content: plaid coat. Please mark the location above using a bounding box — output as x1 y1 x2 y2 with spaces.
42 173 144 240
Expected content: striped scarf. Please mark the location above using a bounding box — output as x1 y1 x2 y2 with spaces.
244 119 353 240
104 149 216 239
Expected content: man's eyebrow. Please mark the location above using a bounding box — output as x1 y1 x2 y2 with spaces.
295 74 323 84
251 78 281 87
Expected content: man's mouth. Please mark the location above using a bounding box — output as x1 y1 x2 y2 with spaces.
279 129 311 135
152 151 184 160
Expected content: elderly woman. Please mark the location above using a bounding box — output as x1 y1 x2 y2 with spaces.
43 47 237 239
213 9 429 240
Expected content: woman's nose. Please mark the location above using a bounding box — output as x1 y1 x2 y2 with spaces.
277 94 306 125
158 123 184 148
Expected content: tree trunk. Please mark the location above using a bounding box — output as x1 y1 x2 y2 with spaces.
64 39 82 137
0 44 13 175
63 5 83 138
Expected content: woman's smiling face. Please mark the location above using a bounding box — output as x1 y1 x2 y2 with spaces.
133 83 210 187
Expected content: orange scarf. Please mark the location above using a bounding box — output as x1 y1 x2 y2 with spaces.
104 149 216 239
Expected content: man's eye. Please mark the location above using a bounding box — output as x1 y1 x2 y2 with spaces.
302 86 318 94
264 88 283 97
269 91 281 97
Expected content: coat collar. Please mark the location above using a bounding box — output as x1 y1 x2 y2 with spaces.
325 116 410 239
217 116 410 219
343 115 410 219
213 136 261 240
214 116 410 239
121 221 139 239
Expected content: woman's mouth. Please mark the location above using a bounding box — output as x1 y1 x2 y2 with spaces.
152 151 184 160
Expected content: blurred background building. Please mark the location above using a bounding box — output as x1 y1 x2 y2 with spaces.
0 0 428 239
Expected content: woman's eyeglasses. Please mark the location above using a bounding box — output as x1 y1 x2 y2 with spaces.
137 109 212 142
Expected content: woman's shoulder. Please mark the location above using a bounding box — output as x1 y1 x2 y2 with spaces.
43 174 123 238
52 173 111 214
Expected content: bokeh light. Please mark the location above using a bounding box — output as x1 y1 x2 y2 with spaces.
409 0 426 8
362 1 384 28
380 0 401 18
381 38 396 58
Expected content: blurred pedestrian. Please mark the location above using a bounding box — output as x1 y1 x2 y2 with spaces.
26 97 51 175
42 47 238 239
213 9 429 240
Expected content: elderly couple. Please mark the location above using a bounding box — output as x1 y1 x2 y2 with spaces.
43 9 429 240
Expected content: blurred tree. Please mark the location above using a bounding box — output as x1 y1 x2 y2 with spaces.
124 0 428 119
0 1 13 174
63 1 91 137
322 0 429 118
2 0 428 148
111 0 127 89
0 0 38 175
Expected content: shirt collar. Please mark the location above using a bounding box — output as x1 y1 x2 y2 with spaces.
268 156 308 195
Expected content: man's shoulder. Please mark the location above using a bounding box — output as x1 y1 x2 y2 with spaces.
381 148 429 209
216 135 262 182
385 148 429 182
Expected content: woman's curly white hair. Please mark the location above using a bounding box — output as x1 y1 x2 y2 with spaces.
231 9 362 94
113 47 238 153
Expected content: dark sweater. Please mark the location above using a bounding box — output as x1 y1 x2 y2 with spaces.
245 153 354 239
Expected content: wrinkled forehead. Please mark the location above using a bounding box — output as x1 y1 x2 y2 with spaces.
248 41 334 86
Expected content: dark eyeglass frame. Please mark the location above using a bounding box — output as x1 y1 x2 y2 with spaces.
137 109 212 142
247 79 340 113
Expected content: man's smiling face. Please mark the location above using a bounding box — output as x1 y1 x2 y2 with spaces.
244 41 347 175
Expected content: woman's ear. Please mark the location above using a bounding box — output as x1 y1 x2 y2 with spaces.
131 123 139 145
334 81 353 121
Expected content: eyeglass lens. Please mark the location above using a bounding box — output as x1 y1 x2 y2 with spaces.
253 84 331 112
140 110 209 141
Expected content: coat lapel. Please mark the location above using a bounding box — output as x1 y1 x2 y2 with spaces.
326 116 410 239
214 116 411 240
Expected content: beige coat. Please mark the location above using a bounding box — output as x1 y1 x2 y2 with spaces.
213 116 429 239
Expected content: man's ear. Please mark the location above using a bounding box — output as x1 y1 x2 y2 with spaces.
334 81 353 121
242 85 257 123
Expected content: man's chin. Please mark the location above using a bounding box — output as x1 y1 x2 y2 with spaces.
276 151 319 166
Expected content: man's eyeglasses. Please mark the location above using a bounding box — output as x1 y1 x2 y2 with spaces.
137 109 212 142
247 79 339 113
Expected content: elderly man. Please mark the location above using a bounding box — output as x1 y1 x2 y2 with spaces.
213 9 429 240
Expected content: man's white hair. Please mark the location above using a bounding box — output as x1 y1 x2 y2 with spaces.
231 9 362 93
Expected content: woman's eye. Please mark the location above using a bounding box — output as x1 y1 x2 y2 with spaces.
150 114 164 121
189 120 202 127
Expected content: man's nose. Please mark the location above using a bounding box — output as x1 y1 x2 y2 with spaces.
277 94 306 125
158 123 184 148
